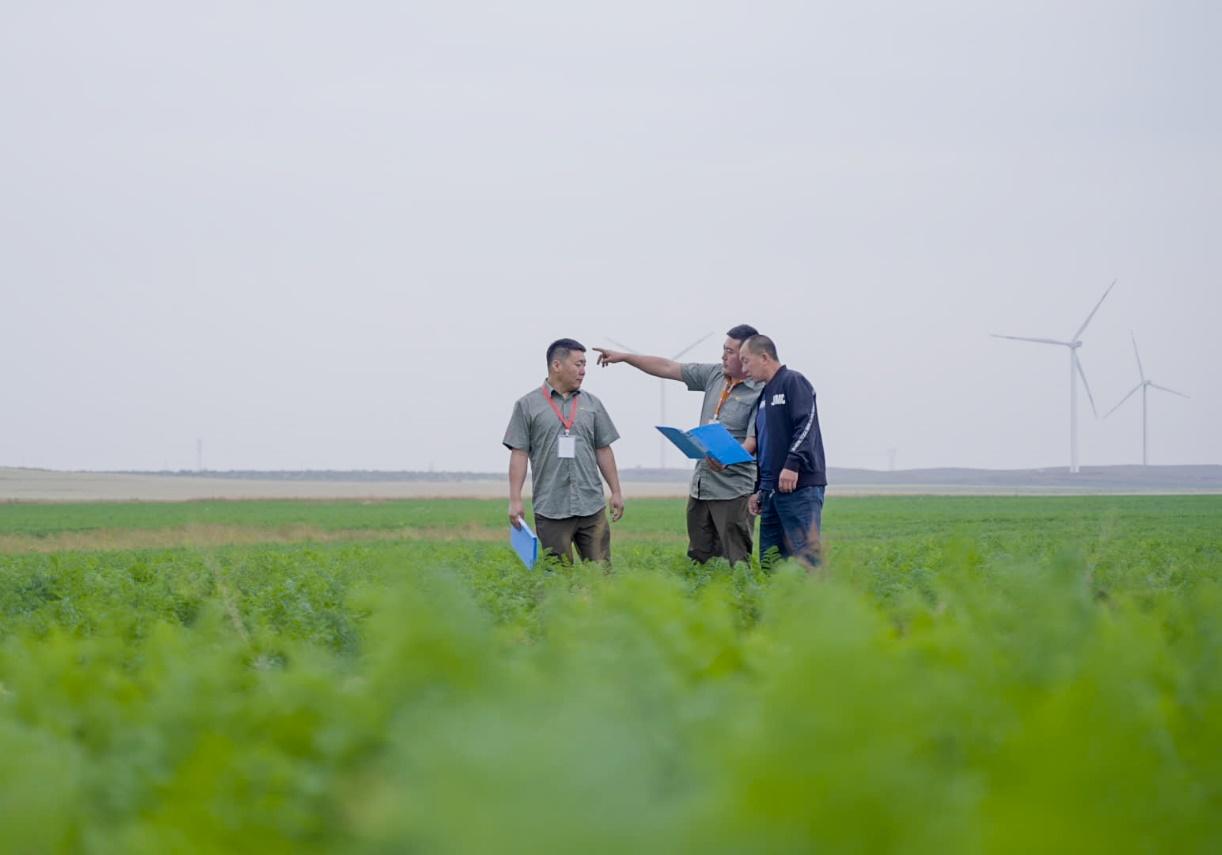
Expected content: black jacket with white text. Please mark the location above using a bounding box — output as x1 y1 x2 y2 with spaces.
753 365 827 492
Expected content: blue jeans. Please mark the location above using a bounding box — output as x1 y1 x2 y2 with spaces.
759 485 825 569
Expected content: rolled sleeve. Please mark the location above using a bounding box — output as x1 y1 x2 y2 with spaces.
593 402 620 448
680 362 720 393
502 400 531 451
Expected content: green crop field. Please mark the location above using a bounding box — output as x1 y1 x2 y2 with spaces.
1 495 1220 853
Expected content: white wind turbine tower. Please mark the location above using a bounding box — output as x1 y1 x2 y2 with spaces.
1104 332 1190 466
991 280 1115 474
606 332 715 469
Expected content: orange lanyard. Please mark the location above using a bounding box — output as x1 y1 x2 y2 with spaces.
713 377 741 420
541 384 579 433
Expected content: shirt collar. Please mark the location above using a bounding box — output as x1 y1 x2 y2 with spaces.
724 371 762 390
543 379 581 400
765 365 788 390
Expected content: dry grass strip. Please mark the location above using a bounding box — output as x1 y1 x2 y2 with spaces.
0 524 682 554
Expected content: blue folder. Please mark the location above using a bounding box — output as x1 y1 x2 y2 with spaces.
510 517 539 569
656 422 754 466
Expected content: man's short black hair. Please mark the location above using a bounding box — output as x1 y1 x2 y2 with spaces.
546 338 586 366
742 334 778 361
726 324 759 342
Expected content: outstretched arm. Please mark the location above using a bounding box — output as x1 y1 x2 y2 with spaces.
593 348 683 381
595 445 625 521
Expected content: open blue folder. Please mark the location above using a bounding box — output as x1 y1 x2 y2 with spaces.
510 517 539 569
656 422 754 466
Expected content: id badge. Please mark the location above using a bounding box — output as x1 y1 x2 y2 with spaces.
557 434 576 459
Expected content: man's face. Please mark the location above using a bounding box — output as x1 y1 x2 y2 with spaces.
552 349 587 391
739 344 765 382
722 337 745 378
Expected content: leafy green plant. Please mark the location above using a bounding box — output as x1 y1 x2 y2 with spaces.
0 496 1219 852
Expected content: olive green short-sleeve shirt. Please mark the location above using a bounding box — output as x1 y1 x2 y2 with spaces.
503 381 620 520
680 363 763 500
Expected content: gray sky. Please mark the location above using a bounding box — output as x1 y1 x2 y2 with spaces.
2 1 1218 473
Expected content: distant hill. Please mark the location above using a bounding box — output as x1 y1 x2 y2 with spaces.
827 465 1222 490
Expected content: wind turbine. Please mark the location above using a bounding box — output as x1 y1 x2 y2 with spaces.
606 332 715 469
1103 332 1190 466
991 279 1115 474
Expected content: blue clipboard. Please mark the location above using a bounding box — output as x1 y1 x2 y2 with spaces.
510 517 539 569
656 426 706 460
656 422 754 466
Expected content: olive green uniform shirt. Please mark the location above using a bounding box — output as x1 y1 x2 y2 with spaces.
681 363 763 500
503 381 620 520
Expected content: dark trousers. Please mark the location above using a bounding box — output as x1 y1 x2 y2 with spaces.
686 495 754 566
535 509 611 563
759 485 825 570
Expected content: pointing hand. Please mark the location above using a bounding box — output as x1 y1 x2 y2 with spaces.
593 348 627 367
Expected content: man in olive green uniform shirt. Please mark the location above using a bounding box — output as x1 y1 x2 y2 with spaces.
504 338 624 563
594 324 763 565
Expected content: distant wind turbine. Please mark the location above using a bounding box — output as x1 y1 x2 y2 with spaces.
1104 332 1190 466
606 332 715 469
992 279 1116 474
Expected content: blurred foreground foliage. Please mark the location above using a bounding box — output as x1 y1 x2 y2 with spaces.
1 497 1220 853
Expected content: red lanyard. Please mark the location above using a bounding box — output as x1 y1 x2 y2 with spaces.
713 377 741 420
541 384 579 432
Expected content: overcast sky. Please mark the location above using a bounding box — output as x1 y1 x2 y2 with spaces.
2 1 1218 473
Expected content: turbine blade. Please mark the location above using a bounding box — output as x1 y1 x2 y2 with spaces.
1130 331 1146 382
1072 278 1117 341
990 334 1072 346
1103 384 1142 418
1150 382 1190 399
670 331 715 360
605 338 640 354
1075 352 1098 417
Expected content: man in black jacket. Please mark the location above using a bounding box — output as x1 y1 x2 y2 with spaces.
739 334 827 569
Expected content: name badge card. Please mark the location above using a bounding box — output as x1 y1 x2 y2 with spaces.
541 385 581 461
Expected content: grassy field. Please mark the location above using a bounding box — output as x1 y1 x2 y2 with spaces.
1 495 1220 852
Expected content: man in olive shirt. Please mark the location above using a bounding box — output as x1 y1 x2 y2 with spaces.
504 338 625 563
594 324 763 565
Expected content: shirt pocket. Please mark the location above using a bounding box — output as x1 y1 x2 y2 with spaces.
573 405 601 440
719 396 754 434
